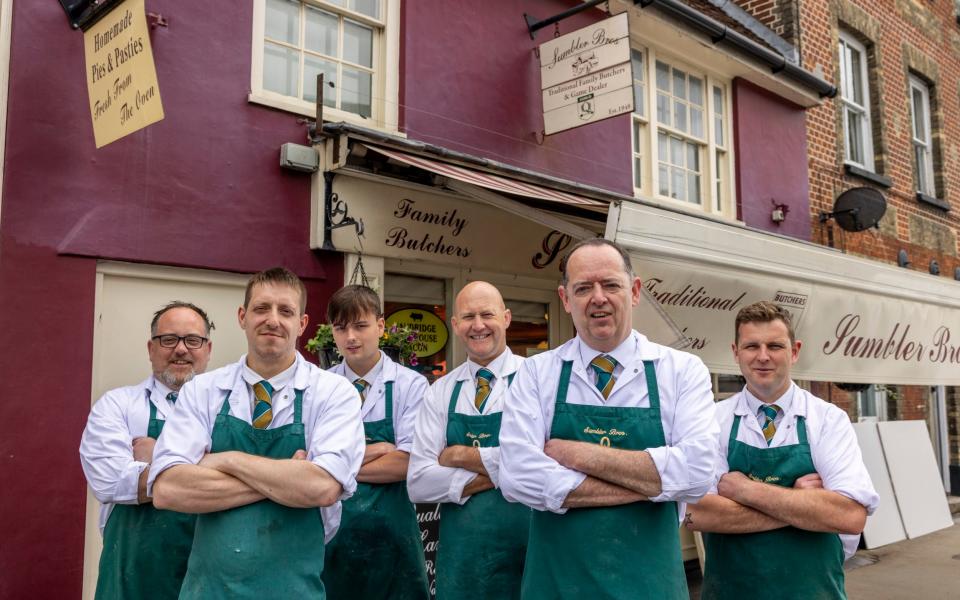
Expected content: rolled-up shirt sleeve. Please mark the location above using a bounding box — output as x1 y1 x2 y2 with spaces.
478 447 501 488
814 405 880 515
645 354 719 504
499 358 586 514
80 391 146 505
394 374 428 454
147 379 212 496
309 376 365 501
407 383 477 505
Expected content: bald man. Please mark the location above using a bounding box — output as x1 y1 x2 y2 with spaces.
408 281 530 599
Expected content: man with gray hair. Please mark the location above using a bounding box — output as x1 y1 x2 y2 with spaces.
80 301 214 600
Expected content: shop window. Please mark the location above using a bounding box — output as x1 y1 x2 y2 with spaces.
251 0 398 129
857 384 887 423
384 273 448 383
908 75 936 198
631 47 733 218
838 31 875 172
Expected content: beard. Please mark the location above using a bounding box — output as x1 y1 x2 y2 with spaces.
158 364 197 390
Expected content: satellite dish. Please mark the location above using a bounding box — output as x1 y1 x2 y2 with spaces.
819 187 886 232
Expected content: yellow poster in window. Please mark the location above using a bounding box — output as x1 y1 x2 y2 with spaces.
83 0 163 148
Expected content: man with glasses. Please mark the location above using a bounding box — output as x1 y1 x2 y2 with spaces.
80 301 214 600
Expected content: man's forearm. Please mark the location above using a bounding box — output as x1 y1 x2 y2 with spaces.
562 475 646 508
137 469 151 505
213 451 343 508
461 474 494 499
152 464 265 513
438 445 489 476
549 440 661 497
734 483 867 534
684 494 787 533
358 451 409 484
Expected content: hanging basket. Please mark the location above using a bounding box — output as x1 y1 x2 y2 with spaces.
315 347 342 369
381 345 402 364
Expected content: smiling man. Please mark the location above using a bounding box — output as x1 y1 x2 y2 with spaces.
80 301 213 600
149 267 364 599
499 238 718 600
685 301 878 600
407 281 531 599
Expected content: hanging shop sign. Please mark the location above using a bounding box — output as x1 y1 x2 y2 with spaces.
385 309 449 359
539 12 633 135
83 0 164 148
327 175 588 277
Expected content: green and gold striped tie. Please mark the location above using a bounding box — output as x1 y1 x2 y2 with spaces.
760 404 780 445
252 380 274 430
475 368 494 412
590 355 618 399
353 378 369 404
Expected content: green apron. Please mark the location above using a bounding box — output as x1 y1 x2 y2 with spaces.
521 360 687 600
95 395 197 600
701 414 846 600
436 373 530 600
179 389 327 599
322 381 430 600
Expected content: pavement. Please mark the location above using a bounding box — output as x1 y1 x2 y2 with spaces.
686 497 960 599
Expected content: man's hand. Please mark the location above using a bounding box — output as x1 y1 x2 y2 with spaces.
793 473 823 489
292 449 308 460
363 442 396 465
544 439 587 471
717 471 755 503
132 437 156 464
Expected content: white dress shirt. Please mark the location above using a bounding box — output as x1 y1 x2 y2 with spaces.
710 384 880 558
499 331 719 513
329 351 427 453
407 348 524 504
148 352 365 542
80 376 178 532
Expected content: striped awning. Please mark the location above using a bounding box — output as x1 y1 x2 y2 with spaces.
361 144 609 212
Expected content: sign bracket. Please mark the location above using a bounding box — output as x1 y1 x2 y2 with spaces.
524 0 608 39
322 171 364 251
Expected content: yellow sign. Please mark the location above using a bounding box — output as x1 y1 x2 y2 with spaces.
83 0 164 148
385 309 449 359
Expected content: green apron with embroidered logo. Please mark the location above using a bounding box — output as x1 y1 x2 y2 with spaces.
701 414 846 600
179 389 327 599
95 395 197 600
521 361 687 600
323 381 429 600
436 373 530 600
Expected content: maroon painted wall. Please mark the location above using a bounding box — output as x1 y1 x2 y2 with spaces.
401 0 633 195
0 2 341 596
733 78 812 240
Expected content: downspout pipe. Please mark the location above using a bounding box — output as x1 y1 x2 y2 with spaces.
634 0 836 98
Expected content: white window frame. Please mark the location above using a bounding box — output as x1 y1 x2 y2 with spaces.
908 74 935 197
630 45 734 220
250 0 400 133
838 31 874 171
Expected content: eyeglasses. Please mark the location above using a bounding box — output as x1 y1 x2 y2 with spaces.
152 334 209 349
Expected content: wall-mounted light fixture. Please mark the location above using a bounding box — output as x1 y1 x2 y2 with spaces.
770 199 789 223
897 249 910 268
929 260 940 275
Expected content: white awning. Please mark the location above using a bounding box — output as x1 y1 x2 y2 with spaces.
610 201 960 385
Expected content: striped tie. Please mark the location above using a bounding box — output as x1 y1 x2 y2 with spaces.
760 404 780 445
590 355 618 399
474 368 494 412
252 380 274 430
353 378 369 403
166 392 178 403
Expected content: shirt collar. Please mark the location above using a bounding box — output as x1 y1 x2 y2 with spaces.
463 347 512 381
738 382 797 416
241 353 300 392
149 376 176 401
575 330 659 368
343 351 385 385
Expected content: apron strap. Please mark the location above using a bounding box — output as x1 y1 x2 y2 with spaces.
218 390 233 416
384 381 394 420
795 415 808 445
642 360 660 410
449 380 465 414
146 389 159 422
555 361 573 405
293 389 304 424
